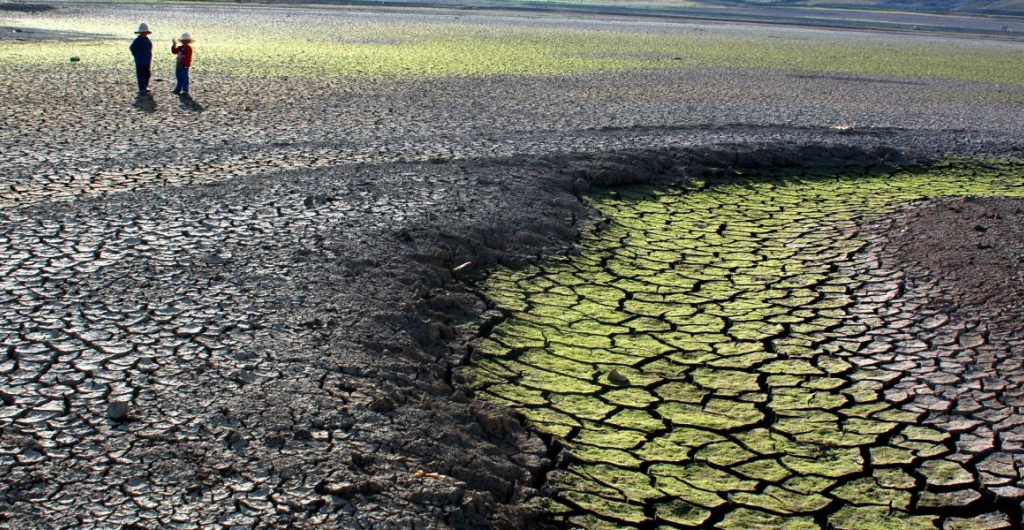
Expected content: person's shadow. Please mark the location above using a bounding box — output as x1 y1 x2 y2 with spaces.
178 93 204 112
132 92 157 113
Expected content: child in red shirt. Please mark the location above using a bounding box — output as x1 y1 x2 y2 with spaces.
171 33 194 95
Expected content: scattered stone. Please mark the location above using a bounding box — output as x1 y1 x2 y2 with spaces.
106 401 129 421
607 369 630 385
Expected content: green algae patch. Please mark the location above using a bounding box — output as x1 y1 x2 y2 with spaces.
716 508 818 530
655 499 713 527
829 505 939 530
462 159 1024 526
918 459 975 487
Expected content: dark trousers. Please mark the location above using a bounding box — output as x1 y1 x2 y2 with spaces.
135 63 151 93
173 66 190 94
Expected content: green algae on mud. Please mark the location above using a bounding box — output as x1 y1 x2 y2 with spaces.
2 11 1024 85
461 159 1024 528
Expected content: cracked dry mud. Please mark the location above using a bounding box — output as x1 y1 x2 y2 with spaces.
461 159 1024 529
3 2 1024 528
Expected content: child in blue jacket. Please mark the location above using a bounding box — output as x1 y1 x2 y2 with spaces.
129 23 153 94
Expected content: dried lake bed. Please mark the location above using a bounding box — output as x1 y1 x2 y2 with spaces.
1 2 1024 528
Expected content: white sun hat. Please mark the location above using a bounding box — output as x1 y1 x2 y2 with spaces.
179 32 193 42
135 23 150 34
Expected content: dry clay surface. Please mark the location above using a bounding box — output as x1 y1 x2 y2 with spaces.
462 162 1024 528
1 3 1024 528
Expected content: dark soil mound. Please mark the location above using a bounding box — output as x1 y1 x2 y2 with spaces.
889 195 1024 321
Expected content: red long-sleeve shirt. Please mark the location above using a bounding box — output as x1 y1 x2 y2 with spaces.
172 43 193 68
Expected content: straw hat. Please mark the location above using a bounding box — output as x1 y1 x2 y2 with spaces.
135 23 150 34
179 32 193 42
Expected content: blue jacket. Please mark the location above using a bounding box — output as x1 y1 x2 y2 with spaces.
129 36 152 66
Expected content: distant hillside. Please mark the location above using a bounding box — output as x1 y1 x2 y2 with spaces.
576 0 1024 16
494 0 1024 17
238 0 1024 25
719 0 1024 16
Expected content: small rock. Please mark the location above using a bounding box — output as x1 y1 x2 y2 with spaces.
107 401 129 421
450 390 469 403
608 369 630 385
0 389 14 406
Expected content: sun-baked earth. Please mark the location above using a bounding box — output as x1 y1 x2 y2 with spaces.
1 2 1023 529
462 161 1024 529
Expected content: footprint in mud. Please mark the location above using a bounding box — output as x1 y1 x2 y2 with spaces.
461 160 1024 529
